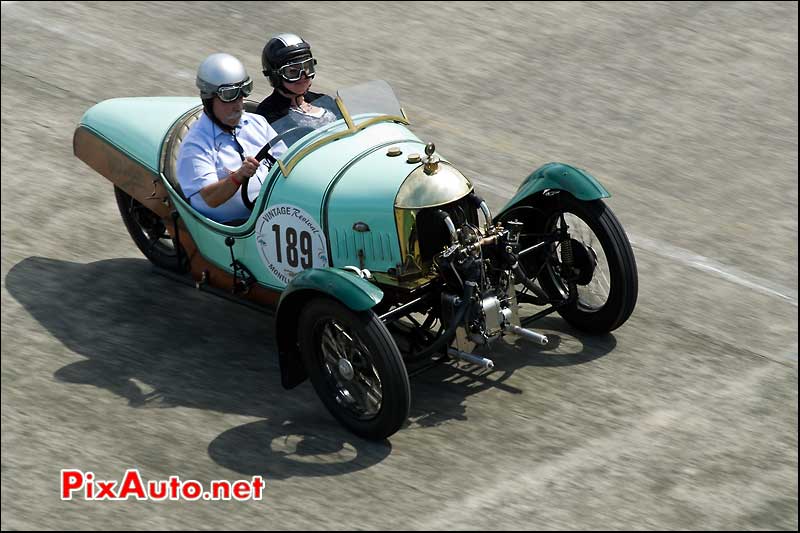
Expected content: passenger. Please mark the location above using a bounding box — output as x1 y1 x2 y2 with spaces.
177 53 285 224
256 33 338 131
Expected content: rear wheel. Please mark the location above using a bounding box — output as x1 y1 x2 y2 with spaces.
534 195 637 333
298 298 410 440
114 186 188 273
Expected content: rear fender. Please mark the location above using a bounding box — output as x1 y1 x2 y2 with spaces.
274 268 384 389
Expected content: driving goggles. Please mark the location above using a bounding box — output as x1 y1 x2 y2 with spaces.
215 79 253 102
278 58 317 82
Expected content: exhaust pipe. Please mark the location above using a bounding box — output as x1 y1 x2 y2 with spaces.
506 324 549 345
436 210 459 245
448 348 494 369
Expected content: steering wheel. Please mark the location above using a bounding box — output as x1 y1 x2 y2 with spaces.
241 126 318 210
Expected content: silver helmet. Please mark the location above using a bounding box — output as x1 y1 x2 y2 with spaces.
196 53 252 99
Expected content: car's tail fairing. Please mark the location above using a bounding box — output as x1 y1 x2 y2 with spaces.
73 97 200 216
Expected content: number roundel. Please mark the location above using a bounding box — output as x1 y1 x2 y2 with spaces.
255 204 329 286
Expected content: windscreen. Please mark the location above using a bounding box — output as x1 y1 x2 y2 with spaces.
336 80 404 121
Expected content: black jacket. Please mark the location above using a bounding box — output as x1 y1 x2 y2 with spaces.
254 90 326 125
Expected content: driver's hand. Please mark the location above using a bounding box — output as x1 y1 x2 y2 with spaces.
238 156 259 179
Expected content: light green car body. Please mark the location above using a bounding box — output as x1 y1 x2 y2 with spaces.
77 88 610 313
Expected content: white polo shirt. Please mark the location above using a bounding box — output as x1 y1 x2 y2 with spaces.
177 111 286 223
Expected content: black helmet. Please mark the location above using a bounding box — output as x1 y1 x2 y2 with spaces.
262 33 316 88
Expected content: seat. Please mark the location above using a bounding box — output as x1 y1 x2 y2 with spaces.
160 100 261 200
160 105 203 200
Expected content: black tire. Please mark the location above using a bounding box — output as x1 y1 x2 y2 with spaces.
298 298 410 440
114 186 188 273
534 195 638 334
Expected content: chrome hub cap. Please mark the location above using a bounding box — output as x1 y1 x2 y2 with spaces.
338 358 355 381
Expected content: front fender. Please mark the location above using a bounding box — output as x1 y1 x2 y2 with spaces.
273 268 384 389
496 162 610 219
278 268 384 312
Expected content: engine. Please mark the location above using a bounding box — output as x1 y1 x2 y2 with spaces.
430 194 549 349
388 146 551 362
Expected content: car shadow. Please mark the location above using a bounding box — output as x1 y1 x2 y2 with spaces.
5 256 391 479
6 256 616 475
406 317 616 429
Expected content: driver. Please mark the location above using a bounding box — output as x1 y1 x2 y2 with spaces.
177 53 286 224
255 33 337 130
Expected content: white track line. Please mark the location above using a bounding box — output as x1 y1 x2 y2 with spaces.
629 235 798 307
470 176 798 308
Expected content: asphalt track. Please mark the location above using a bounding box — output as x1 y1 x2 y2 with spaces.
1 1 797 530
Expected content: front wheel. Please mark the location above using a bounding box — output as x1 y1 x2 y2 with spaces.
532 195 638 334
298 298 410 440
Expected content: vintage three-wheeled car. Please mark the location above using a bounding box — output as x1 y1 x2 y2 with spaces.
73 80 637 440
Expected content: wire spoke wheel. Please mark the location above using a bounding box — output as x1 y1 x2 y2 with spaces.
318 320 384 420
298 298 410 440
